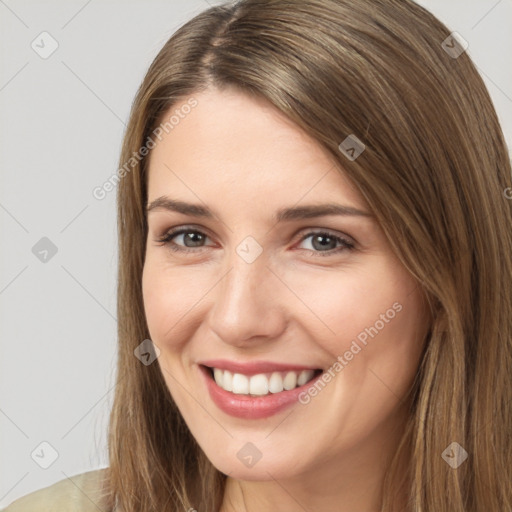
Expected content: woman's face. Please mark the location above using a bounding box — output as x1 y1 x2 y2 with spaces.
142 86 429 483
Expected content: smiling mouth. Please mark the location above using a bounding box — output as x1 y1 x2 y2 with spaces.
203 365 323 397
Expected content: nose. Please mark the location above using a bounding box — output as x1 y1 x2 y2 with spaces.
208 250 287 348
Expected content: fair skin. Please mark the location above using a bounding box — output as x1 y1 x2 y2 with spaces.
142 86 429 512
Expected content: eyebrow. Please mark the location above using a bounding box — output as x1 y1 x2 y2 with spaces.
146 197 373 221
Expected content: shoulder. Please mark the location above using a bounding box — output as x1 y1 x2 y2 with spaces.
1 468 111 512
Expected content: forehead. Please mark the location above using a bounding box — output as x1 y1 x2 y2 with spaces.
146 87 367 214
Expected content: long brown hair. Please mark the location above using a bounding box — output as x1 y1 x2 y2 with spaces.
104 0 512 510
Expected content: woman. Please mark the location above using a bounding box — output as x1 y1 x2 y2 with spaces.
4 0 511 510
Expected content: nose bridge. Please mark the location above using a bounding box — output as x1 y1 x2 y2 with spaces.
209 244 285 344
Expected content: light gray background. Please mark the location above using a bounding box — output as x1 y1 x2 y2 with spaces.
1 0 511 507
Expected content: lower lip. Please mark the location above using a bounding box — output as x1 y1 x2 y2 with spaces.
199 365 323 419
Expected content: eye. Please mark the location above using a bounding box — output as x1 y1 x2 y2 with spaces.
155 226 355 257
296 230 355 257
155 227 213 253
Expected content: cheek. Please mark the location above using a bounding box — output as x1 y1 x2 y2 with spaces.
285 259 425 368
142 258 196 345
285 265 400 334
142 255 224 355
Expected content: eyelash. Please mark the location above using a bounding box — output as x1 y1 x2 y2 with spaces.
155 226 355 257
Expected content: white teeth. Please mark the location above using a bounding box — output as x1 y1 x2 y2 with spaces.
249 374 269 396
210 368 318 396
298 369 314 386
232 373 249 394
213 368 223 386
268 372 283 393
283 371 297 390
223 370 233 392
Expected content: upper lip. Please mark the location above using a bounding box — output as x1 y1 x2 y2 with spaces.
199 359 322 376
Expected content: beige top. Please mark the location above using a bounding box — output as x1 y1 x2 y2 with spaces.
1 469 110 512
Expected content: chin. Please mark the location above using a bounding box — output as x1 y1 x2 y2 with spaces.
201 441 307 482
